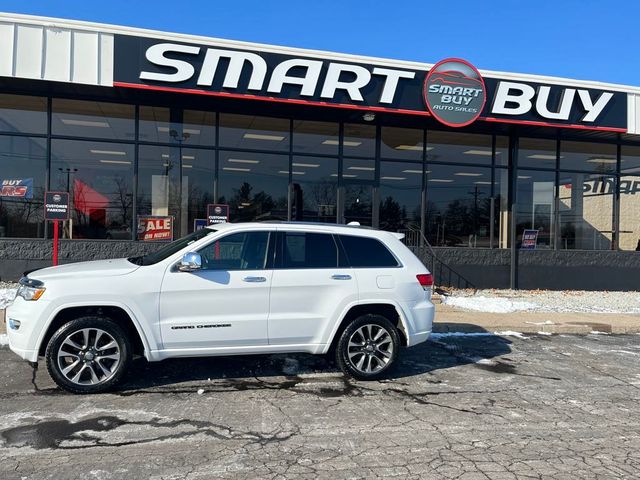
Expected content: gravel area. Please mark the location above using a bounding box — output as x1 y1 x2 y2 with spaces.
0 283 18 310
442 288 640 314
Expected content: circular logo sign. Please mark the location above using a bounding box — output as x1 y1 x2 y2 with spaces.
423 58 486 128
53 194 62 202
214 206 222 215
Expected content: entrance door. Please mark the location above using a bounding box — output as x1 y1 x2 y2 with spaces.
159 230 273 349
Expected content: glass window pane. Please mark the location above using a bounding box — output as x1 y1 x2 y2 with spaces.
495 168 509 248
139 107 215 146
344 185 372 226
343 158 375 181
516 170 555 249
518 138 557 169
182 110 216 146
380 127 423 160
621 145 640 175
560 141 617 173
52 99 134 140
291 156 337 222
292 120 338 155
182 148 215 234
51 139 134 240
199 231 269 270
220 114 289 151
344 123 376 157
339 235 399 268
379 161 422 231
139 106 171 143
559 172 613 250
138 145 181 240
425 164 492 247
0 94 47 134
619 175 640 250
495 136 509 166
278 232 338 269
218 150 289 222
427 131 492 165
0 136 46 237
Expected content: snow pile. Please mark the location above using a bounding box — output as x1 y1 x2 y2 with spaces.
0 334 8 346
0 287 17 309
442 289 640 314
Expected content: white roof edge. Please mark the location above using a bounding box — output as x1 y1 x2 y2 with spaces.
2 11 640 94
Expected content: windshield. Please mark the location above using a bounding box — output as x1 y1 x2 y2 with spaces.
128 228 217 266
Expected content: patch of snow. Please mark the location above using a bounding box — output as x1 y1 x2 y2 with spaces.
0 287 18 309
475 358 497 365
590 330 610 335
537 331 553 336
526 320 555 326
494 331 529 339
443 295 537 313
0 334 8 346
197 389 204 395
430 332 496 339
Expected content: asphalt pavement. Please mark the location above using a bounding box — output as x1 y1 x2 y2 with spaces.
2 332 640 479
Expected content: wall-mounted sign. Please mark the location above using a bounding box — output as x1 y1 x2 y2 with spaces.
207 204 230 225
521 229 539 250
193 218 207 231
137 216 173 241
1 178 33 199
113 35 627 132
423 58 486 128
44 191 70 221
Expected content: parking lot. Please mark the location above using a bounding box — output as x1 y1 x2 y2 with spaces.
1 333 640 479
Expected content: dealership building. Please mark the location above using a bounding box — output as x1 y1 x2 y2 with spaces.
1 12 640 289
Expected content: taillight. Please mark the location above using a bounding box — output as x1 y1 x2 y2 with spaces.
416 273 433 290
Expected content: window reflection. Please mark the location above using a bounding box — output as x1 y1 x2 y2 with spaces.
291 156 337 222
218 151 289 222
343 158 375 181
380 127 423 160
619 175 640 251
292 120 338 155
51 139 134 240
344 123 375 157
344 185 372 226
52 99 135 140
518 138 557 169
181 149 215 234
0 136 46 238
561 141 617 173
428 131 492 165
220 114 289 151
0 94 47 134
425 165 493 247
379 161 422 231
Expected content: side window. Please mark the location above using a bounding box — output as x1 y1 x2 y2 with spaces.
338 235 399 268
277 232 339 269
198 231 270 270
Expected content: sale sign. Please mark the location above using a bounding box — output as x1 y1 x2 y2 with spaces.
1 178 33 198
137 216 173 241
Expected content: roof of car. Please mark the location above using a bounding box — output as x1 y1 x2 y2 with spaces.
204 221 390 236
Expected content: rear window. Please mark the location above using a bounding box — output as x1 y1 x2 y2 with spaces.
338 235 399 268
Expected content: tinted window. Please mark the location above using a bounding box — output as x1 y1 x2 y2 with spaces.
339 235 399 268
198 232 270 270
278 232 339 269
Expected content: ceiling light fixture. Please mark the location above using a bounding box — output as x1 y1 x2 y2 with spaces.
90 149 126 156
228 158 260 164
223 167 251 172
243 133 285 141
61 118 109 128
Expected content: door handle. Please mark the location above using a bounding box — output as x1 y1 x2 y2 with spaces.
331 274 352 280
243 276 267 283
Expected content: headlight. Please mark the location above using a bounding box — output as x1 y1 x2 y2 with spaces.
17 277 46 301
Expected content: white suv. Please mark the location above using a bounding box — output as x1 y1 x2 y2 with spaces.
6 222 435 393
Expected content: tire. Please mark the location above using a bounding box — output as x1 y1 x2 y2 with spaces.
45 316 132 394
336 314 400 381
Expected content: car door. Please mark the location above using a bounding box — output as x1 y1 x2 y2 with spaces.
159 230 274 349
268 230 358 345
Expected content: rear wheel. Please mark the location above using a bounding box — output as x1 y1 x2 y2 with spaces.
336 314 400 380
45 316 131 394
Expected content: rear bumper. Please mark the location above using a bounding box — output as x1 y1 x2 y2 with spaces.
403 299 435 347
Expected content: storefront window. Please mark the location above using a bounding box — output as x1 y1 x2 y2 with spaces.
518 138 557 169
291 156 337 222
344 185 372 226
181 148 215 234
427 131 492 165
138 145 181 240
560 141 617 173
182 110 216 146
218 150 289 222
425 164 492 247
621 145 640 175
379 161 422 231
495 136 509 166
139 106 171 143
220 114 289 152
344 123 376 157
619 175 640 251
139 107 215 146
0 94 47 134
343 157 375 182
495 168 509 248
52 99 134 140
51 139 134 240
0 136 46 238
515 170 554 249
292 121 338 155
559 172 614 250
380 127 423 161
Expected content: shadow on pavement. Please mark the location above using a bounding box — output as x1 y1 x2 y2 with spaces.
111 323 513 394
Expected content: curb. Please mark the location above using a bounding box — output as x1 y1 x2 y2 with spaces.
433 322 640 335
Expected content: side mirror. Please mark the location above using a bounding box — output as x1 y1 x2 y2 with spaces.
178 252 202 272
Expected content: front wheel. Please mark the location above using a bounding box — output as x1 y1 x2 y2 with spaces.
336 314 400 380
45 316 132 394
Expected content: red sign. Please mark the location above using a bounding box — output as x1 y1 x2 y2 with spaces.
137 216 173 241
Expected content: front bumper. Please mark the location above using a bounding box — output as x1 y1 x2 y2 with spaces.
6 296 51 362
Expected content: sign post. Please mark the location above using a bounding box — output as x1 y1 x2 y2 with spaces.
44 191 70 266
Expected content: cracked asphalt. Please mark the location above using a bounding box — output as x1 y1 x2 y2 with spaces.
1 333 640 479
